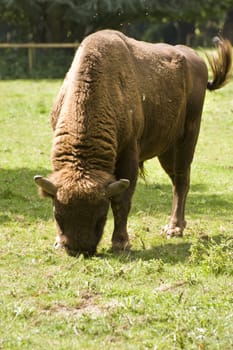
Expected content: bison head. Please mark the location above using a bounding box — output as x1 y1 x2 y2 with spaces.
34 175 129 257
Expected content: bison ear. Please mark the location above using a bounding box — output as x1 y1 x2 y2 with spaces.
105 179 130 198
34 175 57 197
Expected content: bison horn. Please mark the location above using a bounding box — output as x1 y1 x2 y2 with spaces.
34 175 57 196
106 179 130 198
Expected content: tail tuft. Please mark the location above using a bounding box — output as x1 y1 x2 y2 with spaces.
206 37 232 91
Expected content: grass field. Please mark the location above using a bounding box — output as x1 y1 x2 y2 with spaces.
0 77 233 350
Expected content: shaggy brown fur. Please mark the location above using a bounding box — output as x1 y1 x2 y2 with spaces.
35 30 232 256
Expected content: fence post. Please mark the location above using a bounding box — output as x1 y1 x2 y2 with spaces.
28 47 35 74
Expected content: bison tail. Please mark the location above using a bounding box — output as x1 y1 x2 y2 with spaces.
206 37 232 91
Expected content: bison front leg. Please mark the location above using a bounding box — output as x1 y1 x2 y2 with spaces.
111 196 132 251
111 145 138 251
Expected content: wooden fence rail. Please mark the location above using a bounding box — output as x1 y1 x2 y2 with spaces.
0 43 80 73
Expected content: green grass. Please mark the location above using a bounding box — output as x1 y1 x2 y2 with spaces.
0 78 233 350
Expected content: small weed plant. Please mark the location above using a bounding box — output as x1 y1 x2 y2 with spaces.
190 236 233 275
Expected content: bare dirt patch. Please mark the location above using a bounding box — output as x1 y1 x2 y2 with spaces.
41 291 104 317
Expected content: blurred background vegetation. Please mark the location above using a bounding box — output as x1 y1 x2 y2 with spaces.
1 0 233 78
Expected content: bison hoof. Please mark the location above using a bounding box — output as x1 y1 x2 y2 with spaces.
161 224 184 239
112 240 131 252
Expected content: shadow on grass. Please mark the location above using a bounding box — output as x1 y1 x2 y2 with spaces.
99 234 229 264
131 241 192 263
0 167 232 225
100 241 192 264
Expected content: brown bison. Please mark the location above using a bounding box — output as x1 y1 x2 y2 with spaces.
34 30 232 256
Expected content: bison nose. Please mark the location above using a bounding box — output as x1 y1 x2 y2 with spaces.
54 235 66 250
54 235 96 257
54 241 64 250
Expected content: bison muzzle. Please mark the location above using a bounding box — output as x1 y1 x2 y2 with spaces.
34 30 232 256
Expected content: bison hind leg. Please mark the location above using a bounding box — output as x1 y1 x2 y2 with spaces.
161 221 186 238
111 240 132 252
158 148 191 239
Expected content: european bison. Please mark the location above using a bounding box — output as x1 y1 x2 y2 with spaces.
35 30 232 256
